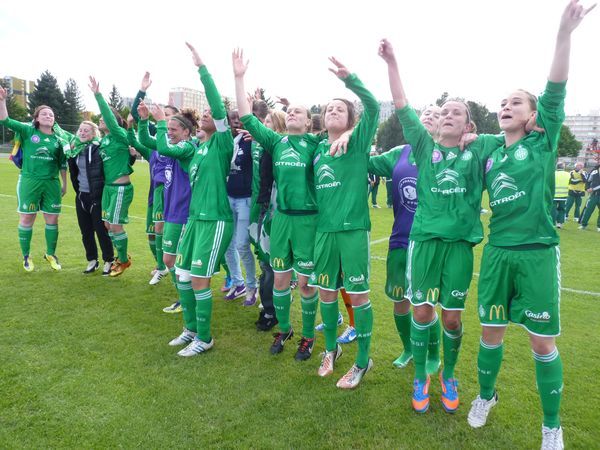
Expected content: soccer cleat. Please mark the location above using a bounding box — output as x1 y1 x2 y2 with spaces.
83 260 99 274
336 358 374 389
372 204 381 208
102 261 113 276
44 254 62 271
294 337 315 361
220 276 233 292
255 313 278 332
412 376 431 413
467 392 498 428
426 357 441 375
110 257 132 277
439 373 460 413
573 217 579 222
337 326 357 344
149 268 169 285
225 284 246 301
177 337 214 357
169 328 197 346
578 225 586 230
318 344 343 377
243 288 258 306
23 256 34 272
556 223 562 229
541 426 564 450
163 302 182 313
150 267 158 276
392 351 413 368
270 329 294 354
315 311 343 331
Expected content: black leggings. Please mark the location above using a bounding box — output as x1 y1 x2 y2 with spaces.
75 192 114 262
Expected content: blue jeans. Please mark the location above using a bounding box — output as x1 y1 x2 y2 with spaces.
224 196 257 288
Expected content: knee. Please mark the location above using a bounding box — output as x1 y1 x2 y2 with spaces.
299 285 316 298
412 306 433 324
442 316 461 331
394 300 410 315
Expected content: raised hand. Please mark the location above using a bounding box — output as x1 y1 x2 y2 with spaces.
140 72 152 92
275 96 290 108
137 101 150 120
328 57 351 79
150 103 165 121
186 42 204 67
378 38 397 64
560 0 596 34
232 48 249 77
0 85 7 101
126 114 135 129
88 76 100 94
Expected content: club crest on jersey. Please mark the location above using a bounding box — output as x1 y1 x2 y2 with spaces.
299 139 307 148
514 145 528 161
398 177 418 213
281 136 289 144
431 150 443 163
485 158 493 173
461 150 472 161
31 135 40 143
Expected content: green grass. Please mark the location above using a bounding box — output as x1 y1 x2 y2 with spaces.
0 158 598 449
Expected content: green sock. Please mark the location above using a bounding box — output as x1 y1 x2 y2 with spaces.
44 224 58 256
411 317 431 381
148 237 157 262
442 324 463 380
155 233 165 270
478 338 503 400
169 267 177 285
178 281 196 333
194 288 213 342
427 313 441 362
273 288 291 333
394 310 412 354
301 292 319 339
320 300 340 352
113 231 129 263
18 225 33 257
354 301 373 369
534 348 563 429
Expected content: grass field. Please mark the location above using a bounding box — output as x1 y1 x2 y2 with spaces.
0 158 598 449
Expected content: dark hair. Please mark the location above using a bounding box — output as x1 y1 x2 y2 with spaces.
171 108 200 134
252 100 269 121
110 107 126 129
311 114 322 134
323 98 356 131
165 105 180 115
33 105 54 129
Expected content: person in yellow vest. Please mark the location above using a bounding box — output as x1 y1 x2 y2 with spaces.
553 162 570 228
565 162 587 221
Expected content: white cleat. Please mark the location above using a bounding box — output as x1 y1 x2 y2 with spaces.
168 328 197 346
467 393 498 428
149 268 169 285
541 426 564 450
336 359 373 389
318 344 342 377
177 338 214 357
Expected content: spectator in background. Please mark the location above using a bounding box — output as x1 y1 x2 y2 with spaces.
579 163 600 231
565 162 587 222
368 149 381 208
552 162 570 228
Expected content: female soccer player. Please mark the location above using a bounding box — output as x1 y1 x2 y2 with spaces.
0 92 68 271
89 76 135 277
311 57 380 389
152 42 234 357
467 2 595 448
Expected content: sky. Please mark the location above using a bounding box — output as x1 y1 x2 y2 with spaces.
1 0 598 115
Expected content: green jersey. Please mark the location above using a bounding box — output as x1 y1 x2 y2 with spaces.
312 73 380 232
127 129 152 161
240 114 320 214
155 65 233 222
94 92 133 184
0 118 66 179
396 106 501 244
250 140 263 206
485 81 566 247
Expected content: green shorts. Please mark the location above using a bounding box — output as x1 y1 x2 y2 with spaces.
163 222 184 255
175 220 233 278
406 239 473 310
102 183 134 225
478 244 561 337
146 205 155 234
309 230 370 293
16 175 61 214
152 183 165 222
270 212 317 276
386 247 408 302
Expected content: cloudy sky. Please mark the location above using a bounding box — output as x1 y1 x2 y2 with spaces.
1 0 597 115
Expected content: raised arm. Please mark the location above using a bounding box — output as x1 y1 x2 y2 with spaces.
150 104 194 162
378 39 408 110
0 85 31 134
131 72 151 124
89 76 127 141
0 85 8 121
137 101 157 148
232 48 252 118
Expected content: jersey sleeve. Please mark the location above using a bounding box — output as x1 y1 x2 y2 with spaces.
199 65 227 126
536 80 566 153
138 119 157 149
344 74 380 156
395 106 432 165
368 145 404 177
475 133 505 160
155 120 195 163
94 92 129 145
239 114 281 155
0 118 34 138
127 128 151 160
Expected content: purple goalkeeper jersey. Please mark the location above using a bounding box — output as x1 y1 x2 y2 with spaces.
163 158 190 224
389 145 418 250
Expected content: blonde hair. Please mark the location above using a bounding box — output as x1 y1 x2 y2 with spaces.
79 120 101 139
268 110 287 134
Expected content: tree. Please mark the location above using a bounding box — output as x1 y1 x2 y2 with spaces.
557 124 582 157
0 80 30 143
376 115 405 152
108 85 124 111
28 70 66 121
62 78 84 132
254 88 276 109
435 91 449 107
466 101 501 135
310 105 322 114
222 96 233 112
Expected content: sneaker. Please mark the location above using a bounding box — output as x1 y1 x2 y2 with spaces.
168 328 197 346
541 426 564 450
439 373 459 413
573 217 579 222
243 288 258 306
256 313 278 332
336 358 373 389
337 325 357 344
372 204 381 208
150 267 158 276
23 256 34 272
270 329 294 354
163 302 182 313
556 223 562 229
318 344 342 377
110 257 132 277
220 276 233 292
83 260 99 274
597 227 600 232
294 337 315 361
177 337 214 357
578 225 587 230
467 392 498 428
225 284 246 301
392 351 413 368
412 376 431 413
44 254 62 271
102 261 113 276
387 204 392 208
149 268 169 285
315 311 343 332
426 357 441 375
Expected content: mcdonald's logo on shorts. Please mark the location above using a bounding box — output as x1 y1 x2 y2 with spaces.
318 274 330 286
392 286 404 298
28 203 36 211
156 212 163 220
176 254 183 265
426 288 440 303
489 305 506 321
272 257 285 269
